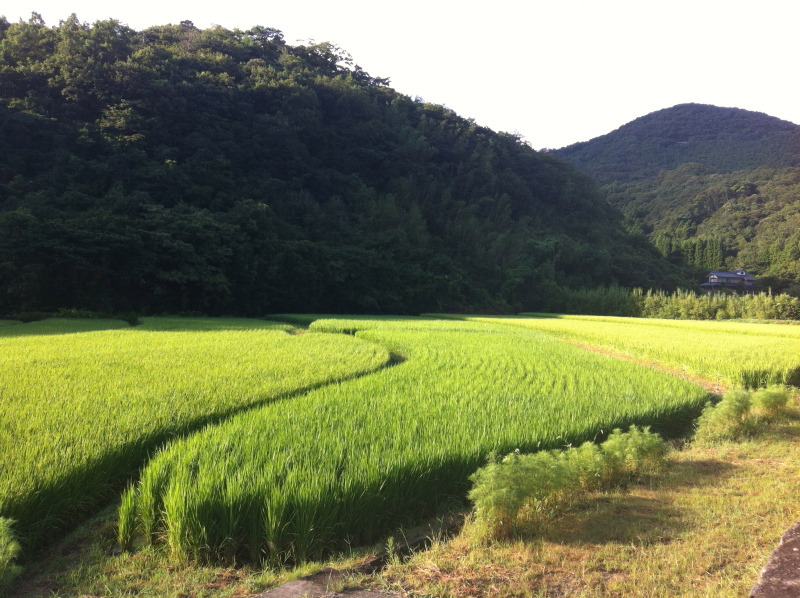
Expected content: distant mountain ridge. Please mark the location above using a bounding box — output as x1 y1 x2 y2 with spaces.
553 103 800 183
552 104 800 291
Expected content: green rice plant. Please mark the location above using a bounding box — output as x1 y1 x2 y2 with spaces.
0 317 389 556
468 426 668 540
0 518 22 591
459 315 800 388
121 318 706 565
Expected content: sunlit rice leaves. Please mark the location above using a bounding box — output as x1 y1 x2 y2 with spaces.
122 317 707 564
465 314 800 387
0 317 389 554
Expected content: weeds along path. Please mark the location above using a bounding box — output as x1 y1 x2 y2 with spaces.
0 317 392 556
121 317 708 565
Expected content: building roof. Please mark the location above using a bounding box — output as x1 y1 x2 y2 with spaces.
707 270 757 281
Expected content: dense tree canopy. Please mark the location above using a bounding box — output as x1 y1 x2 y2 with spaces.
0 15 684 316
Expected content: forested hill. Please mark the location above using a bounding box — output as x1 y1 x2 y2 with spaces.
0 15 683 317
553 103 800 184
552 104 800 292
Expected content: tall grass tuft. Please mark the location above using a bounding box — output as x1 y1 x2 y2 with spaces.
751 386 793 419
0 518 22 591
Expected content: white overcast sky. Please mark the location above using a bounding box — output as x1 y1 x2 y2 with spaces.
3 0 799 149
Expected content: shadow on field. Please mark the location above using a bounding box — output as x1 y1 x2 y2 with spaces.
9 347 407 560
662 458 737 489
0 318 130 337
528 459 736 547
0 317 290 337
541 495 685 546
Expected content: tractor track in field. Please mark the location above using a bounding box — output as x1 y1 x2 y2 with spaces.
564 338 729 395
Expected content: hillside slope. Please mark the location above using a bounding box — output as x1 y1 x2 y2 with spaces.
0 16 683 316
552 104 800 289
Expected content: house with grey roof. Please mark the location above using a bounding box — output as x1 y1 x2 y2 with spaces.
700 269 758 293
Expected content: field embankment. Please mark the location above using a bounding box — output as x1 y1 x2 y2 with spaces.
377 411 800 598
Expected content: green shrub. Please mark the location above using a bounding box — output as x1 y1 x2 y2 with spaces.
554 287 800 321
468 426 668 540
693 386 794 443
750 386 793 419
694 390 756 443
0 518 22 591
598 426 669 484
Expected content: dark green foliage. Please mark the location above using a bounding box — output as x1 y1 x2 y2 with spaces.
610 167 800 287
0 15 683 316
553 104 800 184
0 518 22 591
548 285 641 316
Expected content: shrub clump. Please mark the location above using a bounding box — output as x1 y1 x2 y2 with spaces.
751 386 793 418
0 518 22 592
468 426 668 540
694 386 794 443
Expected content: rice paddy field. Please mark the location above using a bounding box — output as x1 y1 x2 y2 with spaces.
3 313 800 575
458 314 800 388
119 317 707 564
0 317 390 554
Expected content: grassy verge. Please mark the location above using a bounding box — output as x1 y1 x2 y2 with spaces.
374 400 800 598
